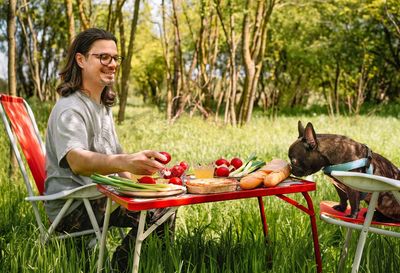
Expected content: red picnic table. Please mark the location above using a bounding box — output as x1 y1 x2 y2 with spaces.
96 178 322 273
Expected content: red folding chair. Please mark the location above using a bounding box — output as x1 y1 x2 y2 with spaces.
0 94 106 243
320 171 400 273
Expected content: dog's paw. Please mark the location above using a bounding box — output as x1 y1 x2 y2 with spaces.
345 212 358 219
332 204 347 212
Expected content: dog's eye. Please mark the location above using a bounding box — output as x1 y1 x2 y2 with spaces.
291 158 298 165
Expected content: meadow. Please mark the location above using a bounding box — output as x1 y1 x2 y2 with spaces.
0 100 399 273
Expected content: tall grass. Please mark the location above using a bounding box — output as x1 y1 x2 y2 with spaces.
0 100 399 273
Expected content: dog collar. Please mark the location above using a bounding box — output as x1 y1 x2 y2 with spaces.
322 158 374 174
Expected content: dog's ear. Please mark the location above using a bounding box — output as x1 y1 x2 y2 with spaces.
303 122 318 149
298 121 305 138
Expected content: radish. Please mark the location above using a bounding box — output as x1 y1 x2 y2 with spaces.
215 158 230 167
230 157 243 169
169 177 183 186
179 161 189 171
171 165 185 177
156 151 171 164
215 166 230 177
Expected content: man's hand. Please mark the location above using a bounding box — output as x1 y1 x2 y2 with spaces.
66 149 168 176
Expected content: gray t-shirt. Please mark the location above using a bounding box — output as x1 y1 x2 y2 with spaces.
44 91 122 221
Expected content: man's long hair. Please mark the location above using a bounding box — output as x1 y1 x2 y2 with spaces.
57 28 117 107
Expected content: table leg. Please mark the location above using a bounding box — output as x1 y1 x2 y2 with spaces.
132 211 147 273
302 192 322 273
97 197 112 273
132 207 178 273
257 197 268 237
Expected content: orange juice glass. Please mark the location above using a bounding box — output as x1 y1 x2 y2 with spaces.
193 165 214 178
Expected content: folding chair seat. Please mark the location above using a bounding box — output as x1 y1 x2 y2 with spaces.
0 94 106 243
319 170 400 273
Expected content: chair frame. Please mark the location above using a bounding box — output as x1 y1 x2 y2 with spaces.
0 94 110 243
320 170 400 273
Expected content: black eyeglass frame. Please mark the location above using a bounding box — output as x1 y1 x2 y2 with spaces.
90 53 124 66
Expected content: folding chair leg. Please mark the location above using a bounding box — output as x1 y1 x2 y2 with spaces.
351 192 379 273
83 198 102 241
97 197 112 273
338 227 352 273
43 199 73 243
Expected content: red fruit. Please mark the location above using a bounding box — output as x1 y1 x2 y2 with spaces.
215 166 230 177
160 168 173 179
179 161 189 171
230 157 243 169
171 165 185 177
215 158 230 167
156 151 171 164
169 177 183 186
138 176 156 184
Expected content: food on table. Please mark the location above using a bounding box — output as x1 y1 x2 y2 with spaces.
215 158 230 167
91 174 176 192
160 168 173 179
230 157 243 169
171 165 185 177
239 159 291 189
186 178 238 194
179 161 189 171
138 176 157 184
215 166 230 177
193 165 215 178
156 151 172 164
228 154 265 177
169 177 183 186
263 159 291 187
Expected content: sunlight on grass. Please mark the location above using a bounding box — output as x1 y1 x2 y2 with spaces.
0 102 399 272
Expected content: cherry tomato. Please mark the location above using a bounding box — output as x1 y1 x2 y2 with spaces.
171 165 185 177
138 176 156 184
169 177 182 186
179 161 189 171
156 151 171 164
215 158 230 167
215 166 230 177
230 157 243 169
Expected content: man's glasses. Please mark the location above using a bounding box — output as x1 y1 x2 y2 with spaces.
90 53 124 66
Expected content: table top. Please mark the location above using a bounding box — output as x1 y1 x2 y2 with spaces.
97 178 316 211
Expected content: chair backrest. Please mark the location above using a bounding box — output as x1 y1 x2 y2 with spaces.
0 94 46 195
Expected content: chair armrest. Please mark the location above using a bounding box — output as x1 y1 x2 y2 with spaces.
26 183 103 201
331 171 400 192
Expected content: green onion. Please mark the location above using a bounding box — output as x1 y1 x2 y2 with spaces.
90 173 173 192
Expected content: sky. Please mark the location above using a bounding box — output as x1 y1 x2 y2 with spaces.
0 51 6 79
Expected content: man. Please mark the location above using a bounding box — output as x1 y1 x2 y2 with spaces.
45 28 174 272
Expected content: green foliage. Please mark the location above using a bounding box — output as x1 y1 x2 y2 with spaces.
2 101 399 272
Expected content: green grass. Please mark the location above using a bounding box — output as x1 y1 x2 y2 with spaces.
0 101 399 273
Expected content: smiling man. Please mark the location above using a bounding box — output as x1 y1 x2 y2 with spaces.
45 28 175 273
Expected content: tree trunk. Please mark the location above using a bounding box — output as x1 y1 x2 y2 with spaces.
117 0 140 123
77 0 91 30
170 0 187 122
161 0 173 121
7 0 18 176
215 0 238 125
240 0 274 125
65 0 75 45
19 0 44 101
8 0 17 96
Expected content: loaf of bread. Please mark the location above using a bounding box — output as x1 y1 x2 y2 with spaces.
239 159 291 189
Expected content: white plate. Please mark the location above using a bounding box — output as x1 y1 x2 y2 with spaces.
115 185 186 198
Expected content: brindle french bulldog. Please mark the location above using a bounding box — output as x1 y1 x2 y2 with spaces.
288 121 400 221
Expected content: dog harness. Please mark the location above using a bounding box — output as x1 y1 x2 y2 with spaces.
322 158 373 175
322 145 373 199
